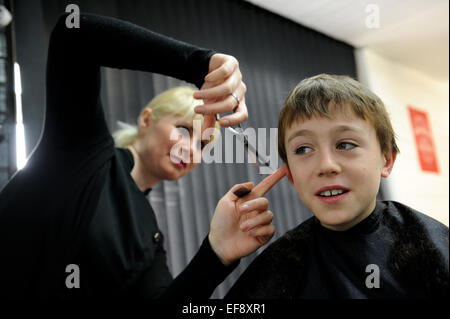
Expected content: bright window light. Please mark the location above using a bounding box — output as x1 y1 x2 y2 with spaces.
14 63 27 170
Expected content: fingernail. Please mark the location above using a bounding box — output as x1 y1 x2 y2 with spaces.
240 204 249 213
221 119 230 125
195 106 204 113
233 187 251 197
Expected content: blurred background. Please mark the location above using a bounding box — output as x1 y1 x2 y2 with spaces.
0 0 448 297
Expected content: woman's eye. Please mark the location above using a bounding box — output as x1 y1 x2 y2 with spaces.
295 146 312 155
176 125 192 135
337 142 357 150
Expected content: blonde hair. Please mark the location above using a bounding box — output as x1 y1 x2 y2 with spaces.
113 86 219 147
278 74 399 163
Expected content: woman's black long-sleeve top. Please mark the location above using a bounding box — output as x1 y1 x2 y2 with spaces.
0 13 237 298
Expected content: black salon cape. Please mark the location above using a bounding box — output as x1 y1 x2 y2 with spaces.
0 13 237 298
226 201 449 298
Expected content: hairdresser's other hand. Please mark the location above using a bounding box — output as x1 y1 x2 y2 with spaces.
193 53 248 128
208 165 288 266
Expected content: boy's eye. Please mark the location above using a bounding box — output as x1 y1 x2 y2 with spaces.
295 146 312 155
337 142 357 150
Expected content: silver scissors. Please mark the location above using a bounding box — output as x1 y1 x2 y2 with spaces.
215 95 271 170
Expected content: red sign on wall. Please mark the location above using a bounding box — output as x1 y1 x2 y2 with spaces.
408 106 439 173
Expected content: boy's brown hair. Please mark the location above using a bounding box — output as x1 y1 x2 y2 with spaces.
278 74 400 164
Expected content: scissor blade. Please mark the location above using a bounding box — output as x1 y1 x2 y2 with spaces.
233 130 271 168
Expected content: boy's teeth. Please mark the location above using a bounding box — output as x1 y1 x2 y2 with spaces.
320 189 345 197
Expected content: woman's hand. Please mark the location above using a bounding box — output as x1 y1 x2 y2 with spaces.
193 53 248 128
208 166 288 266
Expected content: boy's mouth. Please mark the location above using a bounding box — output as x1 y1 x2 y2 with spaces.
315 186 350 197
315 186 350 204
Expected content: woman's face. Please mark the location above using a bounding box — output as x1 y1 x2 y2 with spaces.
137 112 203 182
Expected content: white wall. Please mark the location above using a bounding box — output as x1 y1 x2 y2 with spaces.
355 48 449 226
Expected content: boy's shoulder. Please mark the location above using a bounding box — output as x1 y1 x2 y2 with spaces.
381 200 448 243
382 200 445 223
266 216 316 257
261 199 449 267
380 200 449 297
225 217 317 298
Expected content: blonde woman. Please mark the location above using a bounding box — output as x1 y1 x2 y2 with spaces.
113 86 220 187
0 13 284 298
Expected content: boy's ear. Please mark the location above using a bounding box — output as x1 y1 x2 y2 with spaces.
138 108 152 132
286 164 294 185
381 151 397 178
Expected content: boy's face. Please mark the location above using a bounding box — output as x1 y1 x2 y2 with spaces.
284 106 396 231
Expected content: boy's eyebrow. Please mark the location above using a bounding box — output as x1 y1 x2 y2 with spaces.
286 129 313 143
332 125 364 135
286 125 364 143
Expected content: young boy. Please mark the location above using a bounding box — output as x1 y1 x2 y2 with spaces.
226 74 449 298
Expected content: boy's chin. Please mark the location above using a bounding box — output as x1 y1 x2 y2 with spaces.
316 212 360 231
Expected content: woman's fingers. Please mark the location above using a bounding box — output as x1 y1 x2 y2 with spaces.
196 85 248 127
228 182 254 200
247 224 275 240
219 96 248 126
194 53 241 101
239 197 269 214
201 114 217 132
204 54 238 82
196 81 245 114
195 72 242 101
193 53 248 127
195 83 246 114
236 166 288 206
240 210 274 232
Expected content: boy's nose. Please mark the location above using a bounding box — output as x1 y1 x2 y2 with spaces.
317 150 341 176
